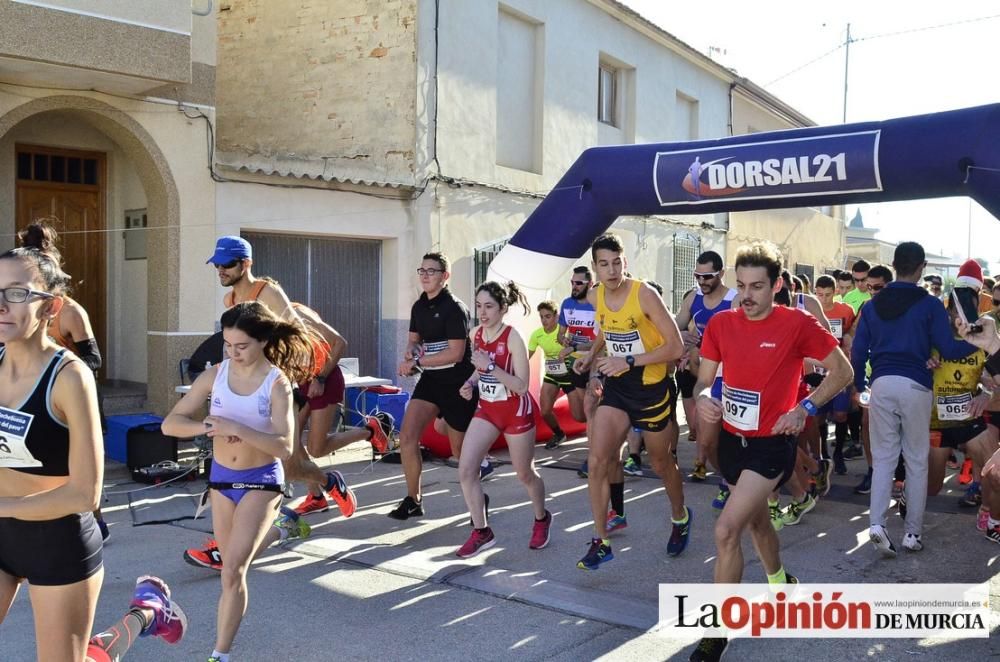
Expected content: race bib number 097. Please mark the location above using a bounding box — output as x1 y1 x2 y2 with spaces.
722 385 761 432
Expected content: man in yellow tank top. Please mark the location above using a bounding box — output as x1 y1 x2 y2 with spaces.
573 233 690 570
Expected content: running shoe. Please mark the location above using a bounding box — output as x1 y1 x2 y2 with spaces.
769 499 784 532
689 636 728 662
779 494 816 527
869 524 897 557
623 456 643 477
711 485 730 510
388 495 424 520
946 452 960 470
529 510 552 550
690 462 708 482
977 507 990 532
959 458 974 485
843 443 864 460
577 460 589 478
891 480 904 499
183 539 222 571
667 506 692 557
833 454 848 476
606 509 628 533
854 468 873 495
97 517 110 543
273 506 312 541
815 459 833 497
902 533 923 552
456 527 496 558
480 461 496 481
365 414 392 454
325 470 357 517
130 575 187 644
896 495 907 520
294 492 329 516
545 431 566 450
986 525 1000 544
958 481 981 508
577 537 613 570
688 429 698 443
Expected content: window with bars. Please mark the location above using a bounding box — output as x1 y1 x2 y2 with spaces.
672 232 701 311
474 238 511 286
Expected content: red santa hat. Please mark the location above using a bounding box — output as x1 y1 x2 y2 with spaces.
956 259 984 290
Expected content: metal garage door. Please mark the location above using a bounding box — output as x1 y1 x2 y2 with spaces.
242 231 382 375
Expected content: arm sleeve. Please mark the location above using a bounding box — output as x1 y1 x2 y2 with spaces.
73 338 102 371
850 309 871 392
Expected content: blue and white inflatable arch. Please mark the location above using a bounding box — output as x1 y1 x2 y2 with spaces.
488 104 1000 289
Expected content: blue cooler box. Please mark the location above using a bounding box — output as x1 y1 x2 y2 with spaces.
104 413 165 465
346 389 409 430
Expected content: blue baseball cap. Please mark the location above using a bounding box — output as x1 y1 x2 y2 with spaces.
207 236 252 265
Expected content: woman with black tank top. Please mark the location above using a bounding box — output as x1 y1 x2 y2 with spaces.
163 301 312 662
0 247 186 661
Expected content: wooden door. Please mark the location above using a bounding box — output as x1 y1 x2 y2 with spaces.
15 145 106 380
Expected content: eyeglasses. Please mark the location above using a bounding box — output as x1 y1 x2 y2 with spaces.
693 271 720 281
216 259 241 270
570 280 589 286
869 283 885 292
416 268 443 276
0 287 54 304
853 277 867 283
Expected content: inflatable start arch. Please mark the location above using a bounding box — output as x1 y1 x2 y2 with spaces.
489 104 1000 289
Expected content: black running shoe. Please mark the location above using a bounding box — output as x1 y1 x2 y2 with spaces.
388 496 424 520
690 637 728 662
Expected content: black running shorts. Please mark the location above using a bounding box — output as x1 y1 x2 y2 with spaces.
412 372 479 432
542 374 575 395
599 376 677 432
675 370 697 399
932 418 989 450
718 429 797 487
0 512 103 585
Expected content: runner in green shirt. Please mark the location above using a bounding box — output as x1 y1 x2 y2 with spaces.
528 300 572 449
842 259 872 313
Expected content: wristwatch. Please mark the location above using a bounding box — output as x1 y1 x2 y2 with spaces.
799 398 819 416
413 357 421 368
625 355 635 368
486 361 496 373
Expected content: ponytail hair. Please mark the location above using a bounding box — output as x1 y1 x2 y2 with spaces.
220 301 314 384
476 280 530 316
18 219 62 262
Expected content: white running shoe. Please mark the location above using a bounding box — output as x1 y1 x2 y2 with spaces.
869 524 897 557
902 533 923 552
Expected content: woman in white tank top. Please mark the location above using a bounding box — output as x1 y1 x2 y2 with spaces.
164 302 313 661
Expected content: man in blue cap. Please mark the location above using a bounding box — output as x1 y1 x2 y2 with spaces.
206 235 296 320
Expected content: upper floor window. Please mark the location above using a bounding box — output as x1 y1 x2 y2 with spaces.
598 64 617 126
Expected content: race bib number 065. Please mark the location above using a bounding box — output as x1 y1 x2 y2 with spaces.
722 384 761 432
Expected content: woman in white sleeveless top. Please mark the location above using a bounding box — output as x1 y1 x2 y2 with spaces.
164 302 313 662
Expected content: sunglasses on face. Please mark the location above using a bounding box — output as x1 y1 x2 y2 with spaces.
0 286 54 304
416 268 443 276
853 277 867 283
693 271 720 281
216 259 242 270
570 280 589 286
869 283 885 292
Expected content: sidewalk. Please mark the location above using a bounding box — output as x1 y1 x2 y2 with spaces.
4 427 999 660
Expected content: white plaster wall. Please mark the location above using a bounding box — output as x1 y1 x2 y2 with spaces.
430 0 731 194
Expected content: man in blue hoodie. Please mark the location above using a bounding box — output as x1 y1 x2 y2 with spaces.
851 242 977 557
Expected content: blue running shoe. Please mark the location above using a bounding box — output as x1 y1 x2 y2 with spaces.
667 506 692 557
711 485 730 510
480 461 495 481
577 537 613 570
577 460 589 478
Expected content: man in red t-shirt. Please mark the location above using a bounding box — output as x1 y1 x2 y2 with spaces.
688 242 852 662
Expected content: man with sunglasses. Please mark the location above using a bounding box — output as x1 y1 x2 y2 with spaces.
555 267 599 466
843 259 872 314
390 252 478 520
674 251 737 503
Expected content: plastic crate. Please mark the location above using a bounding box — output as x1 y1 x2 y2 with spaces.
346 389 409 431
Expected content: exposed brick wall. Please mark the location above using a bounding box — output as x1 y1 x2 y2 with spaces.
216 0 417 184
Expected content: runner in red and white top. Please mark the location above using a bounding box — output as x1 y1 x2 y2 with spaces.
455 281 551 559
689 242 852 662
